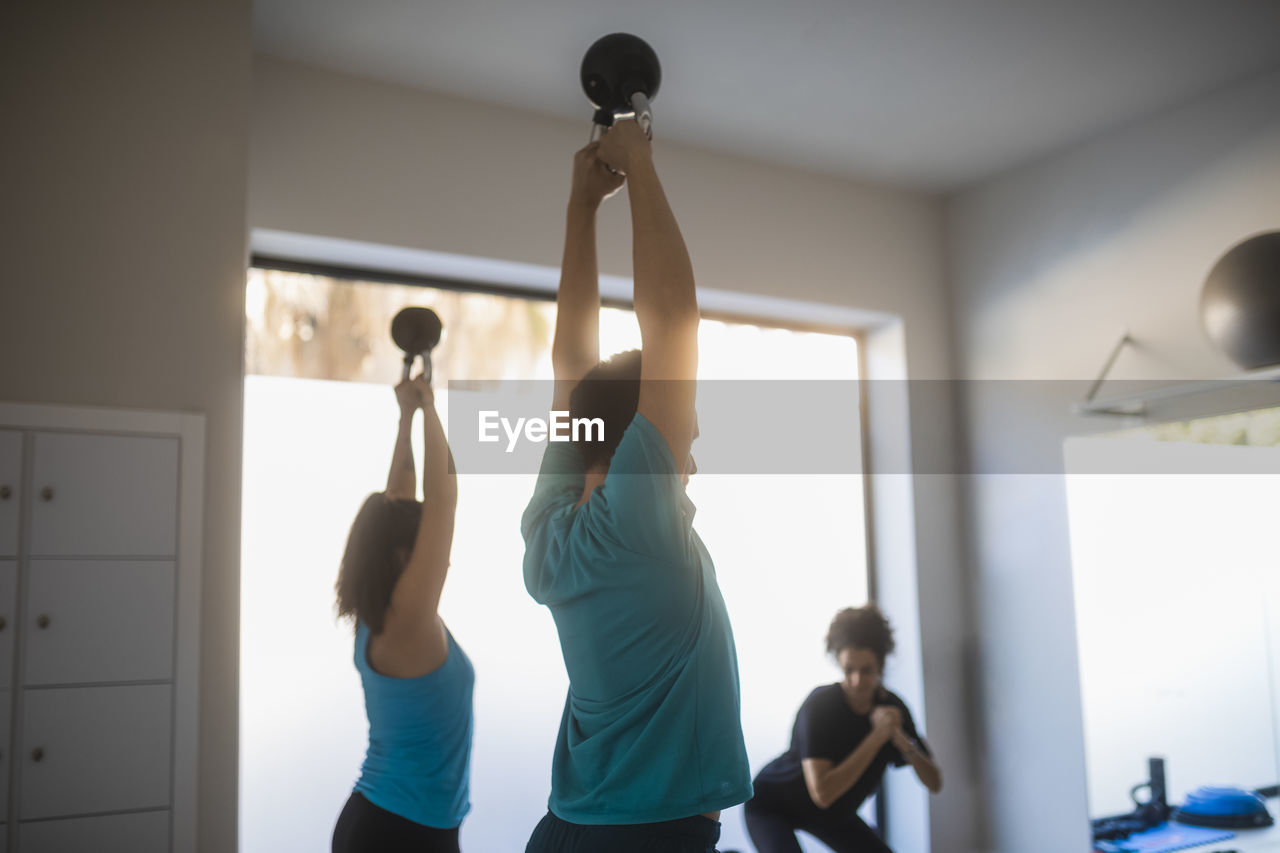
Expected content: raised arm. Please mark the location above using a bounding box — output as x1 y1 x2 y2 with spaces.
379 376 458 675
597 120 698 467
552 142 624 412
384 380 419 500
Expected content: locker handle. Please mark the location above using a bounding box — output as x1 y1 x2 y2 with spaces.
31 747 43 762
40 486 55 502
0 616 5 631
0 485 10 500
37 614 50 629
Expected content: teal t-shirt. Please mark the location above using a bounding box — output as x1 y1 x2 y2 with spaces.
521 412 753 824
352 621 474 828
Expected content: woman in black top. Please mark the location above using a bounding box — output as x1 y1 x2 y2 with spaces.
744 605 942 852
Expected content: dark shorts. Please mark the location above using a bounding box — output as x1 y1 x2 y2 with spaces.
332 791 462 853
524 810 722 853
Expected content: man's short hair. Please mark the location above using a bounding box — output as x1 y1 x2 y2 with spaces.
569 349 642 470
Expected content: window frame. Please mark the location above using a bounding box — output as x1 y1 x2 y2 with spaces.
246 254 884 835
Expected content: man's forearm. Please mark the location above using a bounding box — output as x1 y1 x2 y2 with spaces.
625 154 698 336
552 198 601 378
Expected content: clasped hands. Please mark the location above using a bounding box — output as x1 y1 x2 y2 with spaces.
395 373 434 417
570 119 651 207
870 705 919 756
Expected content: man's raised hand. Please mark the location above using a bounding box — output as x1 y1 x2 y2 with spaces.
571 141 625 207
596 119 652 177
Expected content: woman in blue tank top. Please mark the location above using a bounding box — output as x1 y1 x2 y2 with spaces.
332 372 474 853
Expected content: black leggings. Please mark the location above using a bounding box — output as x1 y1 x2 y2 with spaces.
743 780 890 853
332 792 462 853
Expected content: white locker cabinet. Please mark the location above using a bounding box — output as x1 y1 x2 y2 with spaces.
0 403 202 853
20 810 169 853
1 688 9 822
0 563 14 689
29 433 178 558
0 431 19 557
20 685 172 820
24 561 175 686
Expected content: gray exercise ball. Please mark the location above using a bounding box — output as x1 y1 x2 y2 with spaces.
1200 231 1280 370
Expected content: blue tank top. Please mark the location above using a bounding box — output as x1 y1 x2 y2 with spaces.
352 621 474 828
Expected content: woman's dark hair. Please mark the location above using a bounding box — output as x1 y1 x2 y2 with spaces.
335 492 422 634
569 349 642 471
825 604 895 668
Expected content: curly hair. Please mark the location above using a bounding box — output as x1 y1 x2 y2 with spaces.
335 492 423 634
569 349 643 471
825 604 896 668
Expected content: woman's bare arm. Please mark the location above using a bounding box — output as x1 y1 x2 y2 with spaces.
384 380 418 500
377 379 457 676
801 725 895 809
892 729 943 792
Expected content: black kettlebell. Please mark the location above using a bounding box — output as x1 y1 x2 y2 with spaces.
580 33 661 141
390 307 443 381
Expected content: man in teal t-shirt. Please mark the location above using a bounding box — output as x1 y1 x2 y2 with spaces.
521 122 752 853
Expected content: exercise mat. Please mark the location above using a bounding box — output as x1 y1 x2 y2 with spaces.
1094 821 1234 853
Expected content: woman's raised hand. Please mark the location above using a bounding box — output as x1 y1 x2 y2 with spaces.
394 378 419 418
411 373 434 408
395 373 434 416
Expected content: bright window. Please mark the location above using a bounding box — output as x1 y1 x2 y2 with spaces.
240 266 870 852
1066 409 1280 818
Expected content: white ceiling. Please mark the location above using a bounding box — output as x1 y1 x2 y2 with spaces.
253 0 1280 192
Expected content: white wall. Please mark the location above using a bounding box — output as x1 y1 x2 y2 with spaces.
250 56 978 851
946 67 1280 852
0 2 252 850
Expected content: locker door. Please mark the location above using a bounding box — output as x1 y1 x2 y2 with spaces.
20 810 169 853
0 688 9 822
29 433 178 557
0 431 19 558
19 685 172 820
0 563 14 689
24 560 175 686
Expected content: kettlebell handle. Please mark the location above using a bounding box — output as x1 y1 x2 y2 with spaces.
401 352 434 383
630 91 653 138
589 93 654 144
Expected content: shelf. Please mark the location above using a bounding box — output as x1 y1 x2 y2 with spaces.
1072 364 1280 417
